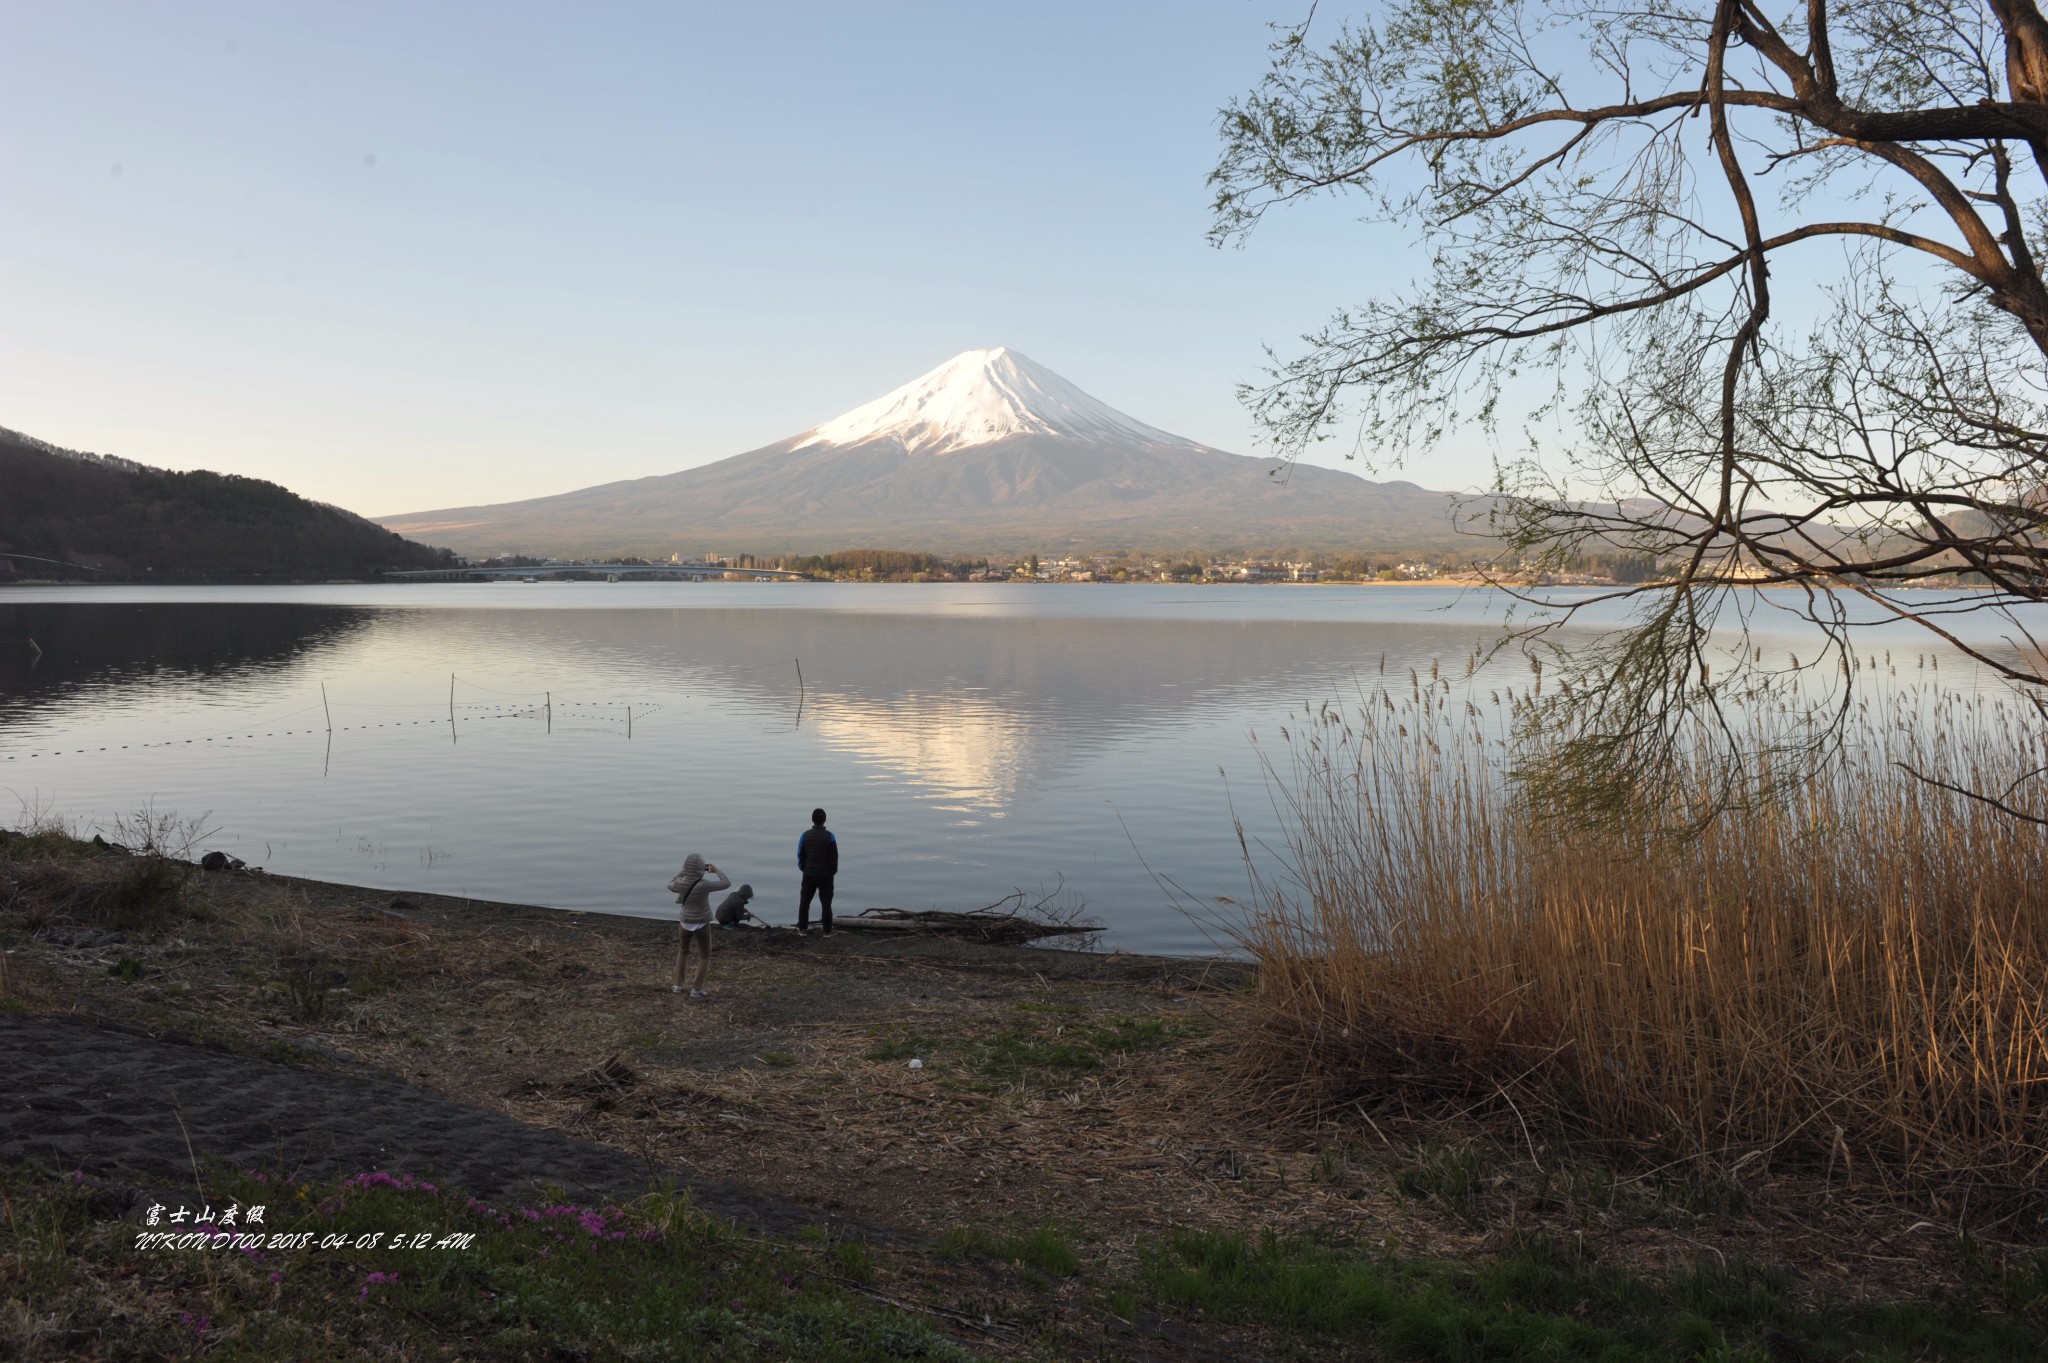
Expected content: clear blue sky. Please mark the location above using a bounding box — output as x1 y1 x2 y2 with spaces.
2 1 1469 515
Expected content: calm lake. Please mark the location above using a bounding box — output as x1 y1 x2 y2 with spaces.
0 583 2030 954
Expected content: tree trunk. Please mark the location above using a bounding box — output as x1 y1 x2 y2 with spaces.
1992 0 2048 105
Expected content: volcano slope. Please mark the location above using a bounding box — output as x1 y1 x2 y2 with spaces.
377 348 1476 559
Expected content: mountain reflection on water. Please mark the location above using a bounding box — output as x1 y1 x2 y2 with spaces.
368 605 1493 810
0 583 2035 954
0 602 375 714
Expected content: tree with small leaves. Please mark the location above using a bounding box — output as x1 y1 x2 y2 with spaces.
1214 0 2048 822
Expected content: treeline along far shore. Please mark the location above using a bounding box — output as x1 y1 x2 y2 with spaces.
0 428 454 584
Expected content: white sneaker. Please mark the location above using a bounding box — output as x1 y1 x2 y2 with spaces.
690 988 709 999
670 985 686 994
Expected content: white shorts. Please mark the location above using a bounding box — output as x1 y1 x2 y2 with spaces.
680 921 707 932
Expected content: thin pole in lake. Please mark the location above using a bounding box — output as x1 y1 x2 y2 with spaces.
794 657 805 728
627 705 633 739
546 691 552 734
321 683 332 734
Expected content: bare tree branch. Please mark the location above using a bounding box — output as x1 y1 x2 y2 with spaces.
1214 0 2048 822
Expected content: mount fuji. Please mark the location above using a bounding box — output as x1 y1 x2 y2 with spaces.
376 348 1469 557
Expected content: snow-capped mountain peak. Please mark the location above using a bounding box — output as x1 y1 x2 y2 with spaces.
795 347 1202 456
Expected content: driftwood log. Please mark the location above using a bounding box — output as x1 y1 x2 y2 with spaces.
838 884 1097 946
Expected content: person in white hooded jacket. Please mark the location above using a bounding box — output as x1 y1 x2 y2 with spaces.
668 852 730 998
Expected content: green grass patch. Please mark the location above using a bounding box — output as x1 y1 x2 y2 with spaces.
1393 1141 1494 1224
864 1033 932 1063
976 1029 1103 1078
1088 1016 1187 1052
1003 1225 1081 1279
937 1223 1082 1281
2000 1251 2048 1313
865 1014 1194 1087
0 1165 974 1361
831 1240 877 1283
1135 1226 2048 1361
969 1016 1193 1084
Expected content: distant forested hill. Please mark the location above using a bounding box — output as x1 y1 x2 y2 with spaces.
0 427 453 581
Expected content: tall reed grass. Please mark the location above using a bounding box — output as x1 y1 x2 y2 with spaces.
1238 670 2048 1198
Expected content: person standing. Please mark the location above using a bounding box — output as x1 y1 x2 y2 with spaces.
796 808 837 935
669 852 730 997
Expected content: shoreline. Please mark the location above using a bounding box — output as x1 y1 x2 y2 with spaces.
5 840 2042 1358
1 574 2001 593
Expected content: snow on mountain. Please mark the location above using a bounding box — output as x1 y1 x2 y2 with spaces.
796 347 1201 456
376 346 1476 556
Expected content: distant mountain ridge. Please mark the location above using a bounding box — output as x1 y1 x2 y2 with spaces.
0 427 451 582
378 348 1480 557
0 424 149 475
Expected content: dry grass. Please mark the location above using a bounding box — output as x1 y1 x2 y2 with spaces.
12 826 2043 1303
1237 676 2048 1204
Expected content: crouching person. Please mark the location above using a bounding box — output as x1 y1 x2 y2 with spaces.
715 883 756 928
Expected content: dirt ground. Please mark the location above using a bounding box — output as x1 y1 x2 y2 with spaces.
1 842 2021 1305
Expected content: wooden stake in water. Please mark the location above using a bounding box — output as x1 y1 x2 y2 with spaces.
794 658 805 728
322 682 332 733
627 705 633 739
546 691 552 734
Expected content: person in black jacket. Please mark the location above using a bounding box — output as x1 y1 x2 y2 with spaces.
796 808 838 935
